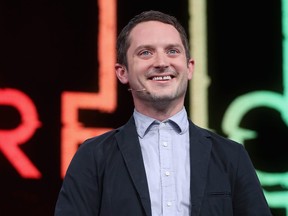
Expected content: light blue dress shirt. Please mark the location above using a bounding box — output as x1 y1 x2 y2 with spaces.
133 108 191 216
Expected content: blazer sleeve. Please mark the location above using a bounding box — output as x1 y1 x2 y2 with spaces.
232 146 272 215
54 141 100 216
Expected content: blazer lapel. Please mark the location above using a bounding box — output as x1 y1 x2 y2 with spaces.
189 121 212 216
115 117 152 216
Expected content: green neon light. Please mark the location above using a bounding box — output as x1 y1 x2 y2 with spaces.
222 0 288 212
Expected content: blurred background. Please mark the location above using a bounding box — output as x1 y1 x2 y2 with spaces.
1 0 287 215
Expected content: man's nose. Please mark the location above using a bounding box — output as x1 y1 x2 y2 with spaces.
153 53 169 68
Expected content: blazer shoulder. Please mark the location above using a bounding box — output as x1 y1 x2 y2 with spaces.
79 126 123 151
77 117 135 153
190 120 245 156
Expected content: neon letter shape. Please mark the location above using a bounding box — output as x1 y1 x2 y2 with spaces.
0 88 42 178
222 0 288 211
61 0 117 178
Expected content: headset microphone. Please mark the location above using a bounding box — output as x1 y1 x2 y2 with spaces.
128 88 146 92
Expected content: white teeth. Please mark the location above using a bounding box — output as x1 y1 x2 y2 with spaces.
152 76 172 80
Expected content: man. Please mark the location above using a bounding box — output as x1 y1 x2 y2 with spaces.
55 10 272 215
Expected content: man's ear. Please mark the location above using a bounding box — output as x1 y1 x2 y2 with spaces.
115 63 129 84
187 58 195 80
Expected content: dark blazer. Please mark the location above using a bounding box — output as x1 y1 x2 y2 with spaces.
55 116 272 216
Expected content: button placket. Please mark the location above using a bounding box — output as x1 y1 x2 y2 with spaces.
159 122 175 215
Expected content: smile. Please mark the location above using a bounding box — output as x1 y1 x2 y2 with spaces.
151 75 173 81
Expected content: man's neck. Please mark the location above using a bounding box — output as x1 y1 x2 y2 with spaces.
134 104 184 121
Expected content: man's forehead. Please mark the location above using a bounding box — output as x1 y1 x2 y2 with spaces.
129 21 181 43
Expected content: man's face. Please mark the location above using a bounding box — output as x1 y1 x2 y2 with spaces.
118 21 194 105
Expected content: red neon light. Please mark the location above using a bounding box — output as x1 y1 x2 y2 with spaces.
61 0 117 177
0 88 42 178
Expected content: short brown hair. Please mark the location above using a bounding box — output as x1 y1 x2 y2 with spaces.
116 10 190 67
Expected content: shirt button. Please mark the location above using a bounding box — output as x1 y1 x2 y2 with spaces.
162 141 168 147
165 171 170 176
167 201 172 207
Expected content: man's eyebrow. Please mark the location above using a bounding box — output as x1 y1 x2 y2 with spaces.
136 43 183 50
166 43 184 49
136 44 154 50
134 45 155 54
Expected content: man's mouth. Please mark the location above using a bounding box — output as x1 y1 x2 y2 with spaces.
150 75 174 81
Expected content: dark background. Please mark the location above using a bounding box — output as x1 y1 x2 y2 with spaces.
1 0 286 215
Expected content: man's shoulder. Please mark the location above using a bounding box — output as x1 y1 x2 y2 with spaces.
190 121 244 155
80 126 123 149
78 117 135 151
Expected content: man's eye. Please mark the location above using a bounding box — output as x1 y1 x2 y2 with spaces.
168 49 179 54
139 50 151 56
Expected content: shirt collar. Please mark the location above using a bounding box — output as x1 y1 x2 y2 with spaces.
133 107 189 138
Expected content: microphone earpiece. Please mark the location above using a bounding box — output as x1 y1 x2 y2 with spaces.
128 88 146 92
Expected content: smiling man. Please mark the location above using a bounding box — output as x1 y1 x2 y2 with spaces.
115 19 194 121
55 10 272 216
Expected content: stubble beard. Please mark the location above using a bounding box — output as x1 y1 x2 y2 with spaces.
141 89 186 111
